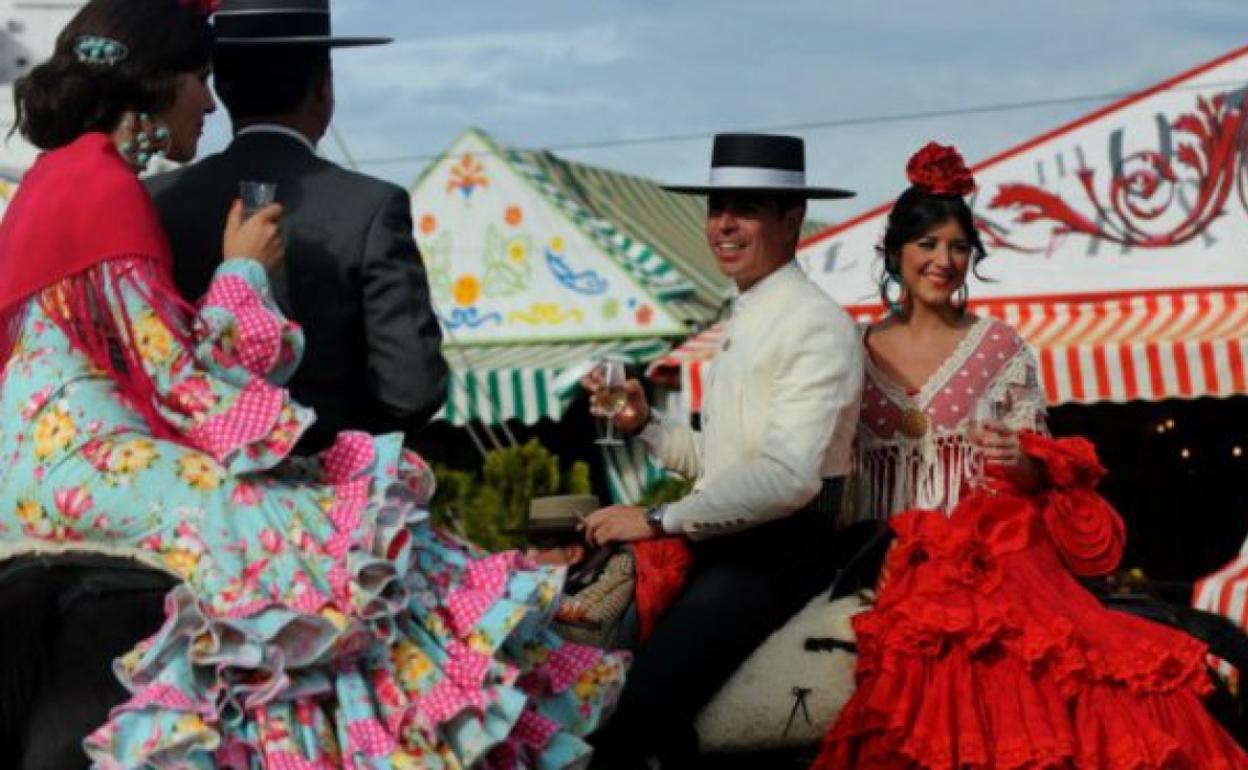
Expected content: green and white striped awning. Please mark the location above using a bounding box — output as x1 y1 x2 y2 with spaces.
507 149 697 302
436 339 671 427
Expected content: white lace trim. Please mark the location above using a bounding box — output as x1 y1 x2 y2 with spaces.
846 342 1048 525
863 316 993 407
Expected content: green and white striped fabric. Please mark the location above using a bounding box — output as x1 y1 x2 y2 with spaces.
516 148 829 319
506 148 696 302
437 339 671 427
602 440 670 505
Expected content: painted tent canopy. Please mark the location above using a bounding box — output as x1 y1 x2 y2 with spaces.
655 47 1248 411
410 129 713 346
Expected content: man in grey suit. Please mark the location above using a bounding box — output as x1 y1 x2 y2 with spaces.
147 0 447 452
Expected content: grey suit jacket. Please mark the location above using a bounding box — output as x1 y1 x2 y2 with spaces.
146 131 448 452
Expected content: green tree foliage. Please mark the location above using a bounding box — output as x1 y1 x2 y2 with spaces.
429 440 594 551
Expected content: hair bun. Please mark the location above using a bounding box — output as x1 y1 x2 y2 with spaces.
906 142 976 197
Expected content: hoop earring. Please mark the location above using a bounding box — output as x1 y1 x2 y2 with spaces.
882 274 908 315
116 112 170 174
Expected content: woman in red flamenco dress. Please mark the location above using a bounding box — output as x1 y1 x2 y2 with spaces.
814 143 1248 769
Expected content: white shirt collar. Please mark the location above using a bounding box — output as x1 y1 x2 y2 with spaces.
731 260 800 317
236 124 317 154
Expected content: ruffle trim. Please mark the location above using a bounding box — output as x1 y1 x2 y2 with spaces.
198 270 293 380
84 433 624 768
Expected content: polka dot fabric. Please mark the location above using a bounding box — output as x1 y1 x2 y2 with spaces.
862 318 1026 441
0 256 627 769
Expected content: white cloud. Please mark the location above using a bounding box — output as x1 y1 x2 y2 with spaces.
335 24 629 97
285 0 1248 201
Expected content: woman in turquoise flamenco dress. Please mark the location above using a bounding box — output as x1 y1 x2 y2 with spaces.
0 1 626 767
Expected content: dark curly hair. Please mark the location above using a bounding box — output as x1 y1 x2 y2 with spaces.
877 186 988 310
13 0 212 150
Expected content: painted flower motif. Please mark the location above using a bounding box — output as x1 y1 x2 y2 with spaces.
177 454 223 491
446 153 490 199
602 298 621 321
452 275 482 307
506 239 528 264
635 303 655 326
263 406 305 456
258 528 284 555
320 606 350 632
33 403 77 460
573 659 613 700
230 482 263 507
164 548 201 578
467 629 494 655
173 714 207 737
134 312 174 364
504 205 524 227
169 375 219 417
15 499 44 527
53 487 94 520
550 236 566 253
537 580 557 611
393 641 434 687
113 438 159 474
419 213 438 236
20 386 53 420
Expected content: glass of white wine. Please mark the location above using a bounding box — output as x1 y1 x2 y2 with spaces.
590 359 628 447
966 396 1003 490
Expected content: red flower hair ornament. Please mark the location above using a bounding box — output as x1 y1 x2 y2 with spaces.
179 0 220 15
906 142 977 197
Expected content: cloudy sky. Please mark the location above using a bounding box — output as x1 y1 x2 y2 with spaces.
200 0 1248 223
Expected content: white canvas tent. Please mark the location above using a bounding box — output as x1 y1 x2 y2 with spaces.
651 45 1248 413
409 128 730 430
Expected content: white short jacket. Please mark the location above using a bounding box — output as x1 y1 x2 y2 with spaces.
642 262 863 540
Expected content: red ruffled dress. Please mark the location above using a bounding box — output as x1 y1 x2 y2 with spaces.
814 433 1248 769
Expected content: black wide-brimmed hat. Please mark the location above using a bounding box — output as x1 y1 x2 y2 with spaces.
663 133 855 199
213 0 392 47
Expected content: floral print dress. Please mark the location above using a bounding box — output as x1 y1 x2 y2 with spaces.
0 258 625 769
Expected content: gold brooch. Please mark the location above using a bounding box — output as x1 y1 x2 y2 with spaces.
899 407 929 439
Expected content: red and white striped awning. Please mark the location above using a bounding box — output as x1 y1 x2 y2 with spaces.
647 287 1248 413
1194 551 1248 681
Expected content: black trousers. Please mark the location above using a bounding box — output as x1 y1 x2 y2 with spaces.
589 483 846 770
0 555 173 770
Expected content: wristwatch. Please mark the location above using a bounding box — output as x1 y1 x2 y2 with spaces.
644 503 668 536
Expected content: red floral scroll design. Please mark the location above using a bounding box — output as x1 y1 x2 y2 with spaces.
986 92 1248 252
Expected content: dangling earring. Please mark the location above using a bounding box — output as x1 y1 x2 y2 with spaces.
883 274 908 316
116 111 170 173
882 255 907 315
952 283 970 314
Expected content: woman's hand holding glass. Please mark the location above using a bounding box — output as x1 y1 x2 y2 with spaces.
967 398 1019 488
223 198 285 272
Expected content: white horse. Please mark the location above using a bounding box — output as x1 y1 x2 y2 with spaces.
695 593 869 753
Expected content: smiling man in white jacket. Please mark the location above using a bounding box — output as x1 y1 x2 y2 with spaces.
584 134 864 769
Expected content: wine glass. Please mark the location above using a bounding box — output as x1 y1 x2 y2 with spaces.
240 180 278 219
966 396 1003 490
590 359 628 447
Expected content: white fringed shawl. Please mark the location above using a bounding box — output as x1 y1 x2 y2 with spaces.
846 318 1048 524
